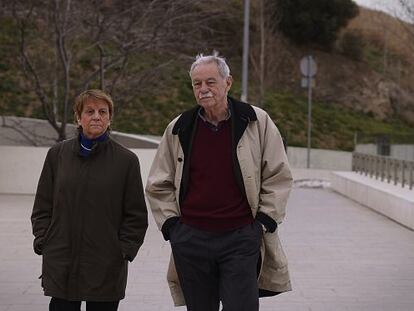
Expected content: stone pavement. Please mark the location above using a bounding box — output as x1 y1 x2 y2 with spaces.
1 187 414 311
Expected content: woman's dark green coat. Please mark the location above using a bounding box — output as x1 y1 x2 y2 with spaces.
31 136 148 301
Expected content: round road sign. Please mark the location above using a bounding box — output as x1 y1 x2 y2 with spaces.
300 55 317 77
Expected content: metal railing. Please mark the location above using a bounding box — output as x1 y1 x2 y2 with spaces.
352 152 414 190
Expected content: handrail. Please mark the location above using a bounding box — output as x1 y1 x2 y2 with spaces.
352 152 413 190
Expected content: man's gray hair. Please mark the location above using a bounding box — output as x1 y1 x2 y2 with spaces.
189 51 231 79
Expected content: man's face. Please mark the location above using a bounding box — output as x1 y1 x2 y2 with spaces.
78 99 111 139
191 62 232 111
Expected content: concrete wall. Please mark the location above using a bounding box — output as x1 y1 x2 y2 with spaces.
354 144 376 155
391 145 414 161
355 143 414 161
1 145 354 194
3 146 413 232
0 116 78 146
287 146 352 171
0 116 160 149
0 146 48 195
331 171 414 230
111 132 160 149
1 145 353 194
0 146 156 195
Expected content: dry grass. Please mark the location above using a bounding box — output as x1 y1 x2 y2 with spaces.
348 7 414 63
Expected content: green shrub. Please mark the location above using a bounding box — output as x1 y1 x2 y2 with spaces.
271 0 359 48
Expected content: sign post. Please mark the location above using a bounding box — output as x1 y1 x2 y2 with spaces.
300 55 317 169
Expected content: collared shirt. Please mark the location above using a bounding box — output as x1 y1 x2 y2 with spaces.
198 105 231 132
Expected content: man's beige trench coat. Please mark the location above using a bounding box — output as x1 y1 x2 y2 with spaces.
146 98 293 306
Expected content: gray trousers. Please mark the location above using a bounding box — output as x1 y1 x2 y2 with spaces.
170 221 262 311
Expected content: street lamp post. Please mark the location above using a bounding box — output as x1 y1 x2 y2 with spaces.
300 55 317 169
241 0 250 102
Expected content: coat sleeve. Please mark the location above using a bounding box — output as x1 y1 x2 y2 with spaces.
145 123 181 235
31 148 55 255
257 113 293 231
119 155 148 262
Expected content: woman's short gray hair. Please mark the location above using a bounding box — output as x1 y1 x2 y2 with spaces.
189 51 231 79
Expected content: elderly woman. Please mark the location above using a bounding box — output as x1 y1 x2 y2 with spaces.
31 89 148 311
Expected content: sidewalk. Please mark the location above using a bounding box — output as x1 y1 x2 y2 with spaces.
1 187 414 311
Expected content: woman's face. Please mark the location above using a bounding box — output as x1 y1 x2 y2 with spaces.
78 99 111 139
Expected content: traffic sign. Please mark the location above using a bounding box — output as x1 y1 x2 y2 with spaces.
301 77 315 88
300 55 317 77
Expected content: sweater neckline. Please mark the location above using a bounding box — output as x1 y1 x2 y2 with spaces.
79 131 109 157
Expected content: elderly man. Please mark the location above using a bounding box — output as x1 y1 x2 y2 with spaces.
146 52 292 311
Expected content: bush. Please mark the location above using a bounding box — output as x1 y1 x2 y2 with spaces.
271 0 359 49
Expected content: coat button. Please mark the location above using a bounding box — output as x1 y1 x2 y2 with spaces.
178 157 183 162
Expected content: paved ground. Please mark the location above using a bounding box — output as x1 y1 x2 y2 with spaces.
1 187 414 311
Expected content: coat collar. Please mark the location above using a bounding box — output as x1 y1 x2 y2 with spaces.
172 96 257 135
70 131 111 157
171 97 257 202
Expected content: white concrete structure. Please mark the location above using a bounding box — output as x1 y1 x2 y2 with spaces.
354 143 377 155
0 146 48 195
392 144 414 161
2 116 355 170
1 145 353 194
0 116 159 148
331 171 414 230
0 146 156 195
355 143 414 161
2 145 413 232
287 146 352 171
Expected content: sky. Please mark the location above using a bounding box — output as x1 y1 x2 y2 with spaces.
354 0 398 12
353 0 412 21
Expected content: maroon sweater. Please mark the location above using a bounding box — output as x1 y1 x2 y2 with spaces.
180 118 253 232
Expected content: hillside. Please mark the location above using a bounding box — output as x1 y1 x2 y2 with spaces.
244 7 414 123
335 7 414 122
0 3 413 151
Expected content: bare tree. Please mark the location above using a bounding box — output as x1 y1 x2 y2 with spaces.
4 0 228 141
249 0 284 107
